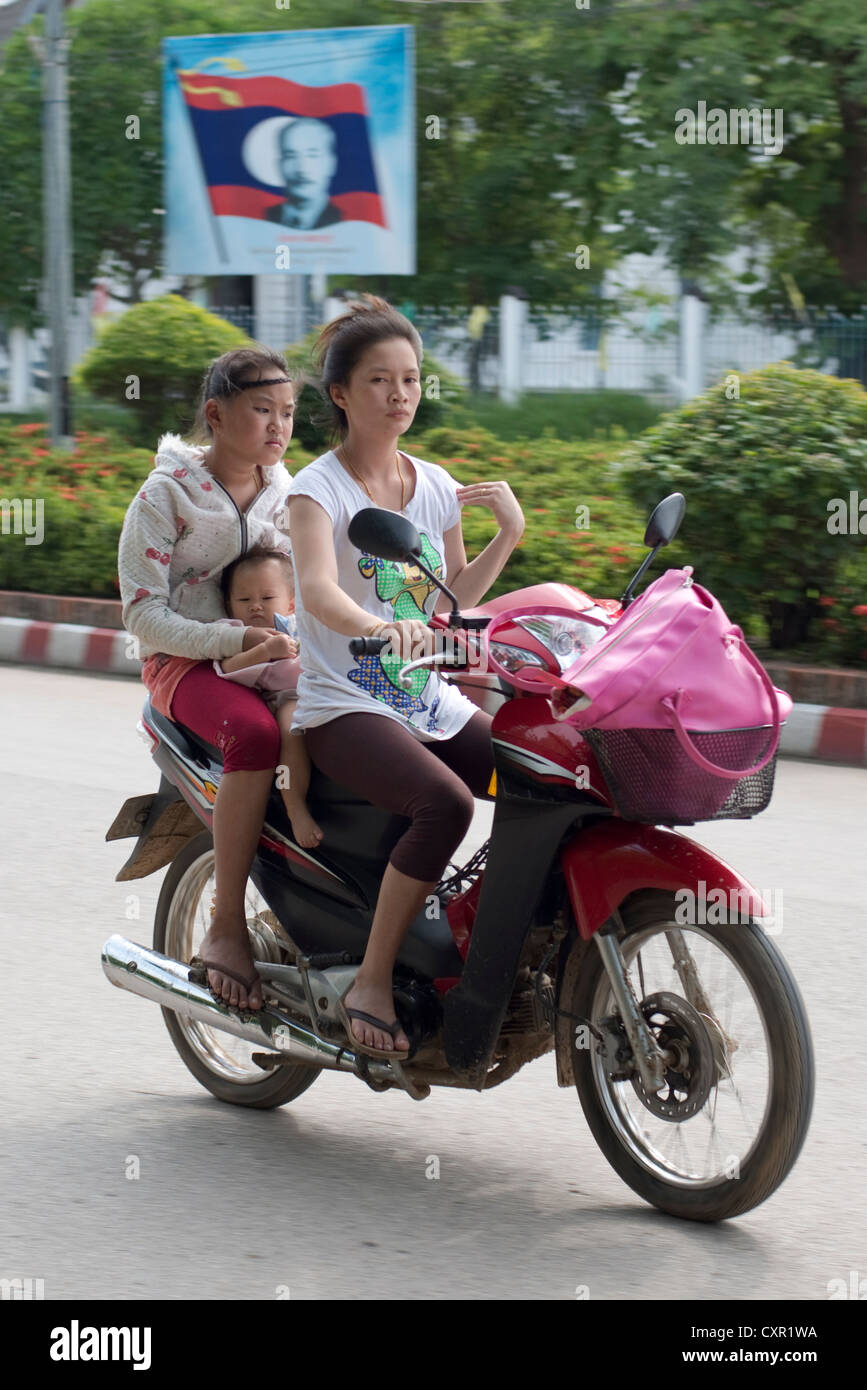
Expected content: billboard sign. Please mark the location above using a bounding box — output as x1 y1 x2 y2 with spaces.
163 25 414 275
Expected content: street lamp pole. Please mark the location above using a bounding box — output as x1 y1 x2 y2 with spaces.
42 0 73 449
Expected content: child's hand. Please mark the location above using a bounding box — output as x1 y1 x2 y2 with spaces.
242 626 279 652
261 633 298 661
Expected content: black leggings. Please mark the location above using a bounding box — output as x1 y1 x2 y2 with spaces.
304 710 494 882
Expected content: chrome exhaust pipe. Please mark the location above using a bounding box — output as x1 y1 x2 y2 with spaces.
101 934 393 1081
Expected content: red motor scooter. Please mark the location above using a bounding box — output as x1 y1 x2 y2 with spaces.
103 494 813 1221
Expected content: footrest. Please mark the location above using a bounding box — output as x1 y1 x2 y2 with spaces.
303 950 361 969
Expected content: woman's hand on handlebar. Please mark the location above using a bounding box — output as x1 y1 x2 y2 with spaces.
378 619 438 660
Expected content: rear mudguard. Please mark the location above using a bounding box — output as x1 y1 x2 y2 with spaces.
106 775 203 881
561 819 768 940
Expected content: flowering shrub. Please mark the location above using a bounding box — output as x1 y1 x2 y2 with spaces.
807 571 867 666
0 422 316 595
0 420 645 604
2 412 863 669
412 425 647 601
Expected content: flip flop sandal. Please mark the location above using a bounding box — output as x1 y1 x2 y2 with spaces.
336 998 411 1062
188 956 263 1010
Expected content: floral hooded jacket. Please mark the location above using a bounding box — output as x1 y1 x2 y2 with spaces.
117 433 292 665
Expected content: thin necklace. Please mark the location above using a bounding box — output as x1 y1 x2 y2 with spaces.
340 442 406 512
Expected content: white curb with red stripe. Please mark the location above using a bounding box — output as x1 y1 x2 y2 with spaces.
0 616 137 677
779 700 867 765
1 616 866 766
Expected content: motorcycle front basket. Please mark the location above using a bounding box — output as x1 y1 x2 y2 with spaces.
582 724 779 827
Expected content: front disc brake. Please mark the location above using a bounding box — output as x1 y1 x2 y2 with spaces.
629 991 715 1121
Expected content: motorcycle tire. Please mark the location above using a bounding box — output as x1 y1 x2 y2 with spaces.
154 832 322 1109
568 890 814 1221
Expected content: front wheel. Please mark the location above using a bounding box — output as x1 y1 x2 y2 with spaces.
568 892 814 1221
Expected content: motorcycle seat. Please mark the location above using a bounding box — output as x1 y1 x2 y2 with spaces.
141 700 465 975
144 699 397 810
144 700 224 767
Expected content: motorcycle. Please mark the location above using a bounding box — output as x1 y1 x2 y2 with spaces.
103 494 814 1222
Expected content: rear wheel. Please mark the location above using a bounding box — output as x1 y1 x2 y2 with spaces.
568 892 814 1221
154 831 321 1108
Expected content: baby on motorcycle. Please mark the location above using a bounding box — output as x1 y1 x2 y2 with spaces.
211 544 322 849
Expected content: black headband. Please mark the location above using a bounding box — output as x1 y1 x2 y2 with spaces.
234 376 292 390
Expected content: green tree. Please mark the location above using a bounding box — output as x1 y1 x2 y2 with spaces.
0 0 617 326
582 0 867 316
0 0 290 327
365 1 620 310
4 0 866 332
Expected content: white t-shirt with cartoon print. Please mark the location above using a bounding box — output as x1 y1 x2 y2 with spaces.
287 449 479 743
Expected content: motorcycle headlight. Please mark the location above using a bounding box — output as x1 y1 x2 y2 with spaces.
488 641 547 675
514 612 608 671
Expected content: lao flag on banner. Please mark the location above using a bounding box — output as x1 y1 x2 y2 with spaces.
176 71 387 229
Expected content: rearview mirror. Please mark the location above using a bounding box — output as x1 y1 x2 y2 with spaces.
347 507 421 561
644 493 685 549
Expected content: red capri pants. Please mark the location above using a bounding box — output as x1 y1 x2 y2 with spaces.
170 662 281 773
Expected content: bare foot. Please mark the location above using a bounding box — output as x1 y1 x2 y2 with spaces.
195 918 263 1011
342 979 410 1054
284 800 324 850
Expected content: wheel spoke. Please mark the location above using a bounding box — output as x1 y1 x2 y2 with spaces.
162 854 290 1085
588 920 773 1186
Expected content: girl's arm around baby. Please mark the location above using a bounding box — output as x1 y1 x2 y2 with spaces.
219 632 298 674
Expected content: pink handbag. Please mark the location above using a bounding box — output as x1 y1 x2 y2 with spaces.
486 569 792 824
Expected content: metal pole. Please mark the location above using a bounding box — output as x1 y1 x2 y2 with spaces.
42 0 73 448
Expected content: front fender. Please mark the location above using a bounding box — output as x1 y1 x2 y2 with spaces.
560 820 768 941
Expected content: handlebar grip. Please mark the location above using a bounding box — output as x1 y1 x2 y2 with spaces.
348 636 389 657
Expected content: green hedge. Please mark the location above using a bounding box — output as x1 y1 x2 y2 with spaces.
3 396 865 666
416 426 647 601
616 362 867 653
464 390 663 442
75 295 251 447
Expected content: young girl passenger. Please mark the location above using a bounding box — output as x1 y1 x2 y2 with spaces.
118 346 297 1013
213 545 322 849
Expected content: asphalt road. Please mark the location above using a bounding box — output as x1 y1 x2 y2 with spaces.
1 665 865 1301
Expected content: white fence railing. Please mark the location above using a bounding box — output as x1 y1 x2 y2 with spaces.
4 289 865 413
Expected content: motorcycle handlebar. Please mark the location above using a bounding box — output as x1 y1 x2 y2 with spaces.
348 626 476 661
348 635 390 657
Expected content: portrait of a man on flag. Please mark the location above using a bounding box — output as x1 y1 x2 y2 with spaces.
163 26 414 275
264 118 344 229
